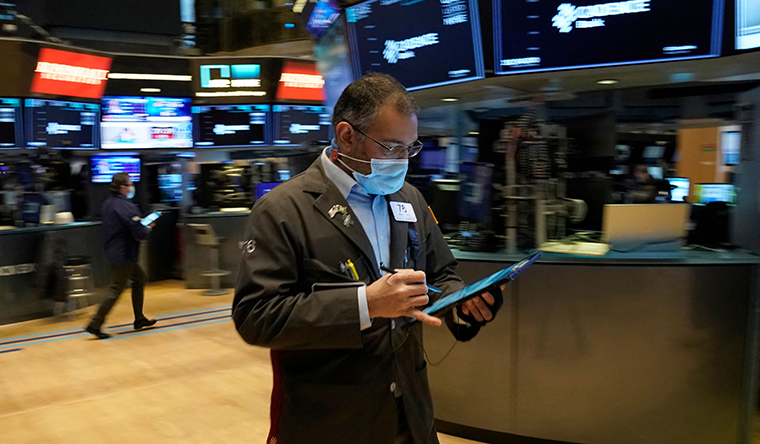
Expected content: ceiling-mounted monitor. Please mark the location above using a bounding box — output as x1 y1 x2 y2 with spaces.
193 104 270 148
25 99 99 149
91 156 141 183
272 105 331 146
736 0 760 50
345 0 485 90
101 96 192 149
494 0 725 75
0 98 22 149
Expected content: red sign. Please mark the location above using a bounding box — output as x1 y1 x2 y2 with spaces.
276 61 326 101
31 48 112 99
151 127 175 139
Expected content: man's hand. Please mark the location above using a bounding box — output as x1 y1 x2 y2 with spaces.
366 269 442 327
460 284 506 323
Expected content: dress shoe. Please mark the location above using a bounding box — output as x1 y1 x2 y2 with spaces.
85 326 111 340
134 318 157 330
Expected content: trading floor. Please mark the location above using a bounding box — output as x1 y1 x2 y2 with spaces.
0 281 478 444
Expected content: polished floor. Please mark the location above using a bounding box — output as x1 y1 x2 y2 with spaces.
0 281 480 444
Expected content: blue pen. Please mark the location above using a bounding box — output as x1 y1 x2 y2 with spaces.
380 265 442 293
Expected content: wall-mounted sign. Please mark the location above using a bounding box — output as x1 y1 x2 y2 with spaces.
200 64 261 89
276 61 325 101
31 48 112 99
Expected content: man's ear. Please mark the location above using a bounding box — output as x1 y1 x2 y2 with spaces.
335 122 354 152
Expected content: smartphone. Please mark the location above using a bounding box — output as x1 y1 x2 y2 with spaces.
141 211 161 227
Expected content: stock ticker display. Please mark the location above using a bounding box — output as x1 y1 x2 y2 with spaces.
494 0 724 74
193 104 270 148
346 0 485 90
25 99 99 149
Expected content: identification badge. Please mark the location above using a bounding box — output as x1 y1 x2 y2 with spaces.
390 201 417 222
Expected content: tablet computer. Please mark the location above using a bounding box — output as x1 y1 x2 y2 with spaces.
422 252 542 318
141 211 161 226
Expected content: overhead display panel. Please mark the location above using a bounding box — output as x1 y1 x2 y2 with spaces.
31 48 112 99
494 0 724 75
101 96 192 149
0 98 23 149
272 105 331 146
25 99 99 149
276 61 326 102
193 104 270 148
191 58 275 103
736 0 760 50
345 0 485 90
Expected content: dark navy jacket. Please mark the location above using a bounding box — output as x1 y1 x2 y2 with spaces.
101 192 150 264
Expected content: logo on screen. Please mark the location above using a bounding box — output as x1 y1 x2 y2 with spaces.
383 33 439 64
31 48 112 99
46 122 82 135
213 124 251 135
552 0 650 33
289 123 321 135
200 64 261 88
151 127 175 139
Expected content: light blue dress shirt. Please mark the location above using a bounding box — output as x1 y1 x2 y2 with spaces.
321 147 391 330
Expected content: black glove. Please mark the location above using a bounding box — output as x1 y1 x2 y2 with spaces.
455 285 504 328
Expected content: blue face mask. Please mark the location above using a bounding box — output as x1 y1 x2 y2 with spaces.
127 186 136 199
335 149 408 195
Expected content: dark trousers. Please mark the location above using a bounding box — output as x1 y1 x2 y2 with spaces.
88 262 147 330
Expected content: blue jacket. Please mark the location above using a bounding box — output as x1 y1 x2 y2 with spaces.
101 192 150 264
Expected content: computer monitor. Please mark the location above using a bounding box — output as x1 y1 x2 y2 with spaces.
721 131 741 166
430 179 460 232
647 166 664 180
642 145 665 162
693 183 736 204
255 182 280 200
602 204 690 250
158 174 183 202
459 163 492 225
666 177 690 202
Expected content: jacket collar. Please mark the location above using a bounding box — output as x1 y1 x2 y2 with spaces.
304 157 381 280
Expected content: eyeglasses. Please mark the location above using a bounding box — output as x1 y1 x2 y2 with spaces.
346 122 423 158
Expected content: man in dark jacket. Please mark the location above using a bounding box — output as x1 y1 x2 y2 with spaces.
85 172 157 339
233 74 501 444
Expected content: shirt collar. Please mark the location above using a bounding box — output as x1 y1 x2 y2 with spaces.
321 141 362 200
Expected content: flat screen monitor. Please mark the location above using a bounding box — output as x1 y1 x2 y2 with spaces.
666 177 690 202
736 0 760 50
721 131 741 165
0 98 22 149
25 99 99 149
272 105 330 146
459 163 492 225
193 104 269 148
642 145 666 161
647 166 664 180
419 149 447 171
693 183 735 204
345 0 485 90
101 96 192 149
91 156 141 183
494 0 724 75
255 182 280 199
158 173 183 202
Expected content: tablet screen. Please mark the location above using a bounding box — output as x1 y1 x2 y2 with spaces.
141 211 160 226
423 252 541 317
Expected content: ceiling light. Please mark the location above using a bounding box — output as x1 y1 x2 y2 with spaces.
441 97 459 102
140 88 161 93
597 79 619 85
108 73 192 81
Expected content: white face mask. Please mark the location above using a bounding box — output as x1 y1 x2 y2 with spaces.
127 185 136 199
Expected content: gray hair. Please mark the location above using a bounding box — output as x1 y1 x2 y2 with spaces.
331 73 420 132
